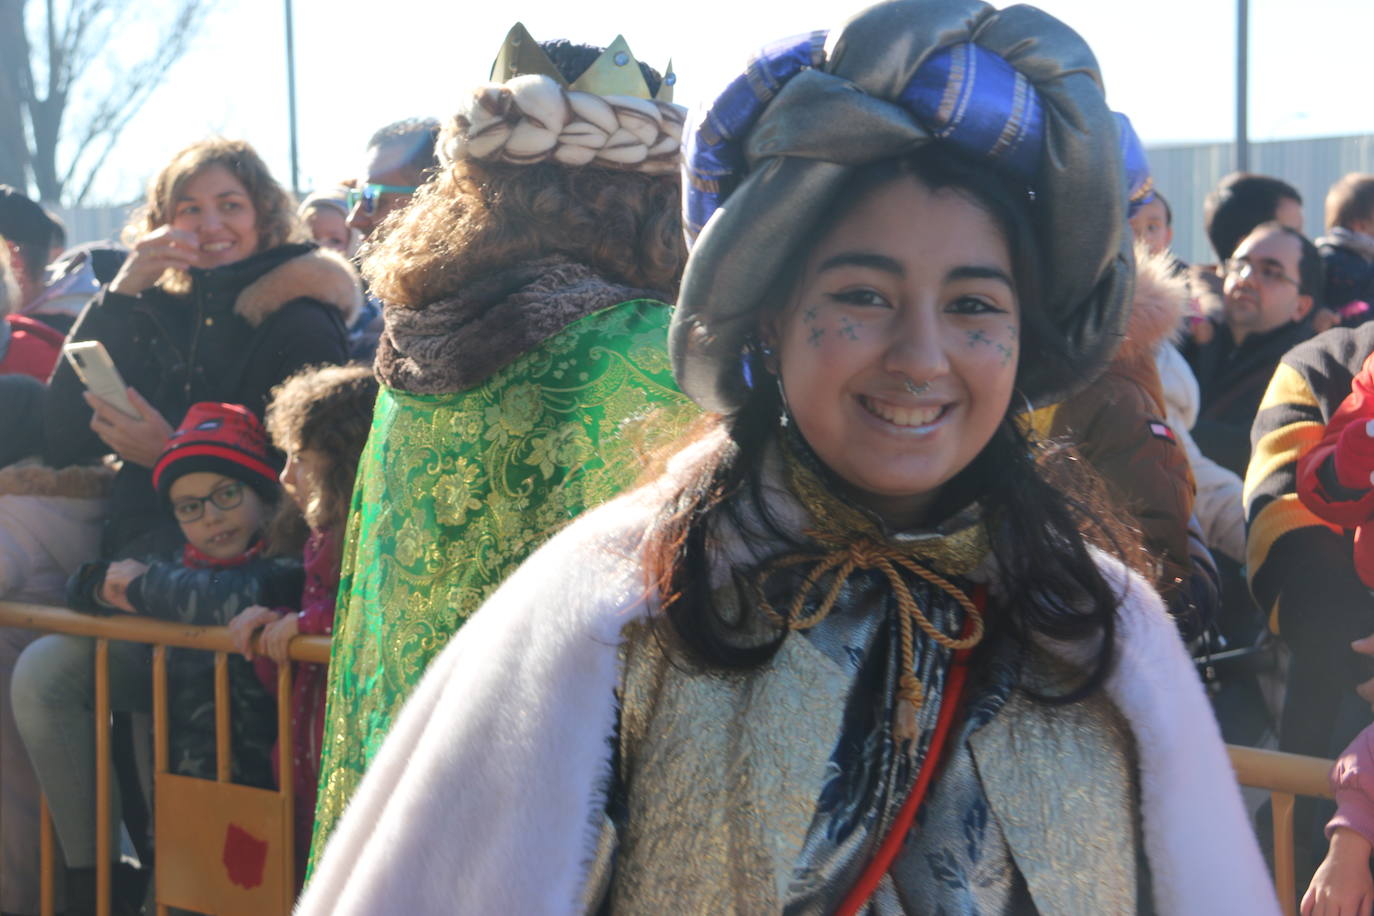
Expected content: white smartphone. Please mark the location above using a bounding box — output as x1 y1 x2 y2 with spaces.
62 341 140 419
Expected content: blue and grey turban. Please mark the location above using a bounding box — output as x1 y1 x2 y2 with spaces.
669 0 1135 414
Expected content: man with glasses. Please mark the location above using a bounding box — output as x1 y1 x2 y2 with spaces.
1184 221 1324 477
346 118 440 240
341 118 439 360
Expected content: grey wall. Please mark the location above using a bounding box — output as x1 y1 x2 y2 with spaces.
45 203 137 250
1147 133 1374 266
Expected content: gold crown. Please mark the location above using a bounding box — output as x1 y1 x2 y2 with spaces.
489 23 676 103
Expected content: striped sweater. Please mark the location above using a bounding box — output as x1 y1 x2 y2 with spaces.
1245 323 1374 638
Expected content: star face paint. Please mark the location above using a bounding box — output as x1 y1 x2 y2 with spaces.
766 176 1020 529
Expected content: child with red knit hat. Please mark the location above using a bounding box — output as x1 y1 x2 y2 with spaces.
11 403 302 912
88 401 302 783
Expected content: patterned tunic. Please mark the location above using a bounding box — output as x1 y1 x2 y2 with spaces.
310 300 696 861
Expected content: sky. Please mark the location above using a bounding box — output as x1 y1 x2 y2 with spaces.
46 0 1374 205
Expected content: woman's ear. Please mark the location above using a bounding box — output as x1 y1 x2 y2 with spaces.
757 317 782 374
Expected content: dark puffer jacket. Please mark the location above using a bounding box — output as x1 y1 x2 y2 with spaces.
42 244 361 556
68 550 304 787
1183 318 1312 479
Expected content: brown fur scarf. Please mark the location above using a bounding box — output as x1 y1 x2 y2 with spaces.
374 256 666 394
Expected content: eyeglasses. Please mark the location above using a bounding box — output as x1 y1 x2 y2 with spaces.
1224 257 1299 288
345 183 419 215
171 480 246 523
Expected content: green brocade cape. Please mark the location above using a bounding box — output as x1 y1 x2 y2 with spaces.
310 299 695 861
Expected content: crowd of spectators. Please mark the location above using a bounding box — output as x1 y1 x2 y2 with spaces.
0 120 430 914
0 40 1373 916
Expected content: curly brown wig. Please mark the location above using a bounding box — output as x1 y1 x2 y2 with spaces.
362 157 685 309
125 138 303 293
265 364 379 530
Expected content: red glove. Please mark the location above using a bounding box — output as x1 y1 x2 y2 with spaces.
1334 352 1374 490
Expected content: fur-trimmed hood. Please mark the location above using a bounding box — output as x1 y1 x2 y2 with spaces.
1116 242 1188 366
0 461 113 500
233 246 363 329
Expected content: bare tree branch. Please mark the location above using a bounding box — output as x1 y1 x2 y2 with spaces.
1 0 209 202
63 0 208 204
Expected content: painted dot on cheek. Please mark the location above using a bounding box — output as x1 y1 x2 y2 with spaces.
808 326 826 347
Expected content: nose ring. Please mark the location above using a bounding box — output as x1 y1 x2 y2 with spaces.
904 378 931 396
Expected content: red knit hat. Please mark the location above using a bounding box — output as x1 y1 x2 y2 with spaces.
152 403 280 507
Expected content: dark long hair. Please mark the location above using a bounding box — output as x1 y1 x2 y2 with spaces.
645 147 1141 700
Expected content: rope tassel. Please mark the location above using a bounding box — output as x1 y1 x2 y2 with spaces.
754 536 985 742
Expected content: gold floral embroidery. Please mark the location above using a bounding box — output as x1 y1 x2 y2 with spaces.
309 301 697 869
434 457 485 526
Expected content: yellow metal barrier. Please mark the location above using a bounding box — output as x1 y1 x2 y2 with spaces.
0 601 1347 915
1229 744 1336 916
0 601 329 916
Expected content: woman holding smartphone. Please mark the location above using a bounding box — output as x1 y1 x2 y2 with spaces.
42 137 361 557
15 138 359 914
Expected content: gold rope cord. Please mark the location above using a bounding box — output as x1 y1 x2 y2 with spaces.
752 445 987 739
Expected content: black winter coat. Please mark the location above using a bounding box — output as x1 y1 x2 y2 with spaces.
1183 319 1312 478
43 244 360 556
1320 242 1374 320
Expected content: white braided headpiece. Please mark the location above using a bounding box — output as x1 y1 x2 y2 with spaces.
440 74 685 176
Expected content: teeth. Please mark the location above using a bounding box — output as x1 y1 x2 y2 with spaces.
202 241 233 252
863 397 941 427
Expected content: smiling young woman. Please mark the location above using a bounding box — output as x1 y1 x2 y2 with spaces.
20 138 362 911
299 2 1279 913
768 165 1022 529
42 137 363 558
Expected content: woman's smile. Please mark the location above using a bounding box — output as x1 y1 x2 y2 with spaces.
856 394 951 432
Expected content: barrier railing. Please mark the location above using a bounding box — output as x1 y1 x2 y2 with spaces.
1229 744 1336 916
0 601 1343 915
0 601 329 916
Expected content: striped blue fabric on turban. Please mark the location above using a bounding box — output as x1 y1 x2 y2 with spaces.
670 0 1134 415
1114 111 1156 217
686 35 1046 242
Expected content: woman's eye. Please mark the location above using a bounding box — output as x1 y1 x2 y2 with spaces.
176 206 198 218
947 295 1004 315
829 288 888 307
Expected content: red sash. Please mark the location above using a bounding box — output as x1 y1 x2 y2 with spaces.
835 584 986 915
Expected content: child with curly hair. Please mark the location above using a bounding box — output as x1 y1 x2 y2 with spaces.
228 364 379 888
